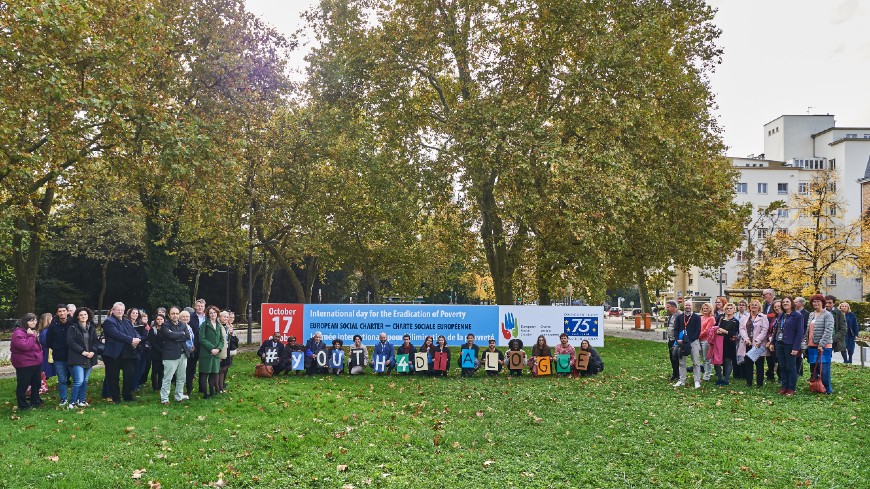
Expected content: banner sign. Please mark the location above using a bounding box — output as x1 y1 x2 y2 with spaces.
262 304 603 348
497 306 602 348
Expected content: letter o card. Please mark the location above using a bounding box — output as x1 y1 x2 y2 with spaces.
507 351 524 370
537 356 552 376
576 351 591 371
414 352 429 371
316 350 328 367
433 352 448 371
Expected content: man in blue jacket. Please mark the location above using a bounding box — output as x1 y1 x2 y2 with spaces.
102 302 141 403
370 332 395 375
673 301 702 389
46 303 74 406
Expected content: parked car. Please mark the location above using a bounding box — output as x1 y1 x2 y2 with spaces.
624 308 643 318
607 307 622 317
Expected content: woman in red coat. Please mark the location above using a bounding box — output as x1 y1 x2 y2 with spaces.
11 313 44 410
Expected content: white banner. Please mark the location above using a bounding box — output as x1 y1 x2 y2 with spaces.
497 306 603 347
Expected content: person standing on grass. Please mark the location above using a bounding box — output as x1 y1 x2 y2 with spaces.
217 310 235 391
807 294 835 395
793 297 810 377
37 313 55 381
198 305 224 399
159 307 191 404
713 297 727 322
714 303 739 386
772 297 803 396
839 302 859 364
704 303 723 383
186 299 206 395
740 300 769 388
66 307 98 409
148 314 165 391
664 300 680 381
699 303 715 382
11 313 44 410
825 295 847 365
46 303 73 406
133 310 150 392
102 302 141 403
761 289 777 381
673 301 701 389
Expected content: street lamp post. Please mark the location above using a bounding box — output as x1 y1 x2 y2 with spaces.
246 225 253 345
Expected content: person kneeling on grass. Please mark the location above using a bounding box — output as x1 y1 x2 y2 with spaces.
458 334 481 377
481 339 504 376
328 339 345 375
578 340 603 376
397 334 416 375
507 338 525 376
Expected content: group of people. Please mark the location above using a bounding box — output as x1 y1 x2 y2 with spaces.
9 299 239 411
257 331 604 378
664 289 860 396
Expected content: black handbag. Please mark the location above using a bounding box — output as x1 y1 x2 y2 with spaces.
94 334 107 359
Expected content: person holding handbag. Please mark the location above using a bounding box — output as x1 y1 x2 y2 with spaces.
772 297 803 396
807 294 834 394
715 303 740 386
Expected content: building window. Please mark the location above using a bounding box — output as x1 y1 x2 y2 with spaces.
736 182 747 194
847 134 857 139
757 249 764 260
757 228 769 239
830 158 836 170
777 208 788 218
688 276 694 285
777 228 788 236
829 274 837 285
757 183 768 194
864 134 870 139
736 251 745 262
829 204 837 216
777 183 788 194
799 182 809 194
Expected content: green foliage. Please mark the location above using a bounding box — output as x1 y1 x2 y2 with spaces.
845 301 870 322
1 338 868 487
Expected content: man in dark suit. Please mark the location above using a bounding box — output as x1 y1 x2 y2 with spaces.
305 331 328 375
102 302 141 403
673 301 702 389
794 297 810 376
185 299 205 394
664 301 680 381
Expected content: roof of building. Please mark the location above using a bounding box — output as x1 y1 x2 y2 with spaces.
764 114 834 126
829 137 870 146
812 127 870 138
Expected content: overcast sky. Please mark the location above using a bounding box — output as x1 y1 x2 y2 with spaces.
246 0 870 159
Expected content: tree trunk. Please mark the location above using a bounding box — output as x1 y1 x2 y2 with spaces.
234 261 248 320
261 257 274 304
303 256 319 303
140 193 190 310
476 170 527 305
12 186 54 316
98 260 109 315
636 267 651 315
191 268 202 304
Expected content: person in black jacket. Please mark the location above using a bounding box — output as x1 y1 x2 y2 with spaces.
102 302 141 403
159 307 191 404
458 333 481 377
305 332 328 375
148 314 165 391
46 303 74 406
66 307 98 409
185 299 206 394
673 301 702 388
481 339 504 376
259 333 286 374
396 334 416 375
432 335 451 376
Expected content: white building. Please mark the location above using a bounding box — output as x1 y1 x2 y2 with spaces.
675 114 870 301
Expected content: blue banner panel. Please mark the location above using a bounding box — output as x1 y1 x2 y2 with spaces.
304 305 499 346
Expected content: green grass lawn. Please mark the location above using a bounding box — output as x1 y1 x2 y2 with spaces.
0 336 867 488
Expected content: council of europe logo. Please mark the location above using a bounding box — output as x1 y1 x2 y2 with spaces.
564 316 598 337
500 312 519 340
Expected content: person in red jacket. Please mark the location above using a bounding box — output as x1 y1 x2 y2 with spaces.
11 313 44 410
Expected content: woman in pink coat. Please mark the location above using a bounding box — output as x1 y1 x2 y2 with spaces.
699 303 716 381
740 300 769 387
11 313 44 410
704 303 723 368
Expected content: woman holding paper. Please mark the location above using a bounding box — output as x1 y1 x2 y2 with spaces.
432 335 451 376
349 335 368 375
807 294 834 394
740 300 769 387
578 340 603 376
529 335 552 377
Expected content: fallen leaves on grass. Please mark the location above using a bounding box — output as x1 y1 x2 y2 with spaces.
337 464 348 472
131 468 147 479
46 455 59 462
